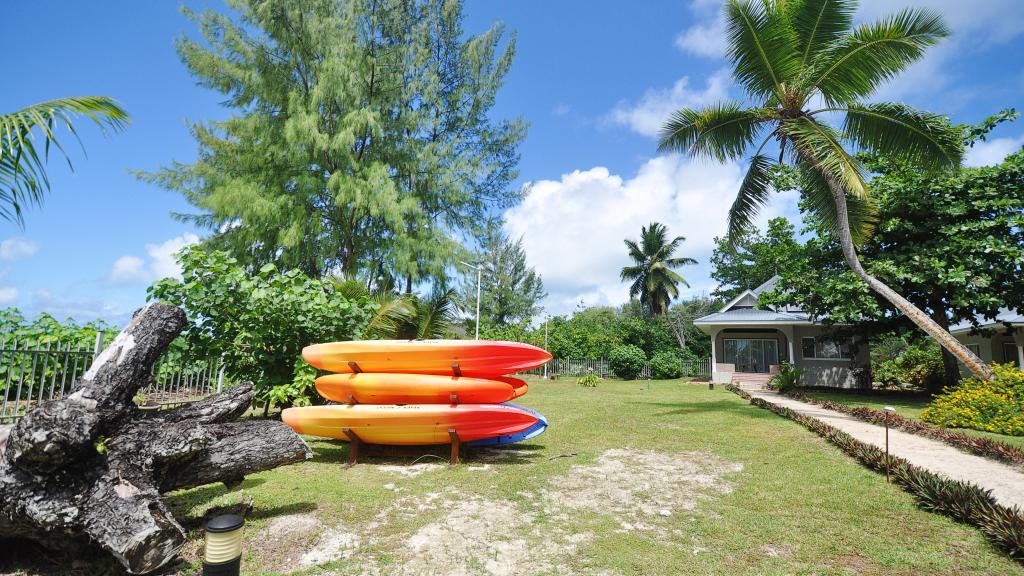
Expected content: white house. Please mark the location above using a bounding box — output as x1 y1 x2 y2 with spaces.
950 309 1024 373
693 276 870 388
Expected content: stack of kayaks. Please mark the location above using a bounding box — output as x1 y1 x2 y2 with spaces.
281 340 552 446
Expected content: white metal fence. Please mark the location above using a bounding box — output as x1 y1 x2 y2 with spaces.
0 337 227 423
518 357 711 379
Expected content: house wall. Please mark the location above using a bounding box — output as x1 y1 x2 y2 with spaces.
955 328 1024 375
791 325 871 389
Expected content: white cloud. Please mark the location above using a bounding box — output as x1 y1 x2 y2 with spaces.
552 103 571 117
0 286 18 305
110 233 200 284
111 255 147 283
0 237 39 260
504 156 798 315
674 0 727 58
964 135 1024 167
609 68 732 137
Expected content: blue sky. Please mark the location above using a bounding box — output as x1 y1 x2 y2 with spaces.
2 0 1023 326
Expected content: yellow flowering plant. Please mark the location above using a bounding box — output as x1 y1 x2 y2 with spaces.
921 364 1024 436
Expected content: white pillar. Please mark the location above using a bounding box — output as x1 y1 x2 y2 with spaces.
709 328 718 373
778 325 795 365
1015 332 1024 369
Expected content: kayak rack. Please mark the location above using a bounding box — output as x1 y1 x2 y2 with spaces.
341 427 463 467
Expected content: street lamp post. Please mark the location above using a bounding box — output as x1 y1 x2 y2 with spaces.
543 314 549 379
460 261 482 340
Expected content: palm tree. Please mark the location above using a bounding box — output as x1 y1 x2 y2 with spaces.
332 277 458 339
621 222 697 315
1 97 129 225
657 0 991 380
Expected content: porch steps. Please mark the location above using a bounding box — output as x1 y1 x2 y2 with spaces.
731 372 773 390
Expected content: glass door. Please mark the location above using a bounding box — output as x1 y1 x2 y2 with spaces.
724 339 779 373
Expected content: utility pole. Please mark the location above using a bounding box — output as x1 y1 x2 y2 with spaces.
460 260 482 340
543 314 549 379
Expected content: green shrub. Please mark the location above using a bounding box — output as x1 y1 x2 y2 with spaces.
577 372 600 387
768 362 801 392
921 364 1024 436
148 247 374 409
874 338 944 390
650 351 684 379
608 345 646 380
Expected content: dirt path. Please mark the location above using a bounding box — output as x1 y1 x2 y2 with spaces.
749 390 1024 510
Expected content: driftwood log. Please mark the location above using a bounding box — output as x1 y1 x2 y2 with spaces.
0 303 312 574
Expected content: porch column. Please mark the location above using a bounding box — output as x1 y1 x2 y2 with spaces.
1015 330 1024 369
778 325 795 365
709 327 719 372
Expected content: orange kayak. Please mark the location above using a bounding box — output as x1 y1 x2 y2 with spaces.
315 373 529 404
281 403 542 445
302 340 551 377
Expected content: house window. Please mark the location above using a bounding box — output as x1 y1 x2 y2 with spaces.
1002 342 1022 368
801 336 853 360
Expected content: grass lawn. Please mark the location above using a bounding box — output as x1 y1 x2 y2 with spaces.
158 378 1024 576
801 390 1024 450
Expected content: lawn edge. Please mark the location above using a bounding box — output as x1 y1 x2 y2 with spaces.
725 384 1024 562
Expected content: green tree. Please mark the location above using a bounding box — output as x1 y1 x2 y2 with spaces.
620 222 696 315
141 0 525 287
463 224 546 329
657 0 989 379
148 247 374 409
710 217 799 301
1 97 127 225
766 136 1024 390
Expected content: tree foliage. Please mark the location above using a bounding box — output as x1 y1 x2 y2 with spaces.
141 0 525 287
1 97 128 225
621 222 696 315
462 224 546 330
710 217 800 300
147 247 374 408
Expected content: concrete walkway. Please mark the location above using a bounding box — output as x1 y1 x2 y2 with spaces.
749 390 1024 510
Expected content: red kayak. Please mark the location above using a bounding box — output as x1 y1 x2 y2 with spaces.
302 340 551 377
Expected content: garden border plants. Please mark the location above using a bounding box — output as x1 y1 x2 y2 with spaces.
725 384 1024 561
785 390 1024 466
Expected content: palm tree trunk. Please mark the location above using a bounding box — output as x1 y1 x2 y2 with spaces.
827 181 992 381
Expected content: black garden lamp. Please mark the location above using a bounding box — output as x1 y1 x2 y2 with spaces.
203 514 245 576
883 406 895 483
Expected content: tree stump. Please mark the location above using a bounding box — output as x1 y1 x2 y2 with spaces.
0 303 312 574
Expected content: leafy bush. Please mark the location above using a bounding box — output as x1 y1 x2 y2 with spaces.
921 364 1024 436
768 362 801 392
148 247 375 409
650 351 683 379
608 345 646 380
577 372 600 387
873 337 944 390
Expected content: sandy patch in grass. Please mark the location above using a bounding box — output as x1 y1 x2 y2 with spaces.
299 526 361 567
251 513 359 571
376 462 443 477
401 496 588 576
265 449 742 574
544 449 742 529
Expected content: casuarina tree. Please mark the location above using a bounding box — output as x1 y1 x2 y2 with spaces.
657 0 991 379
140 0 525 289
